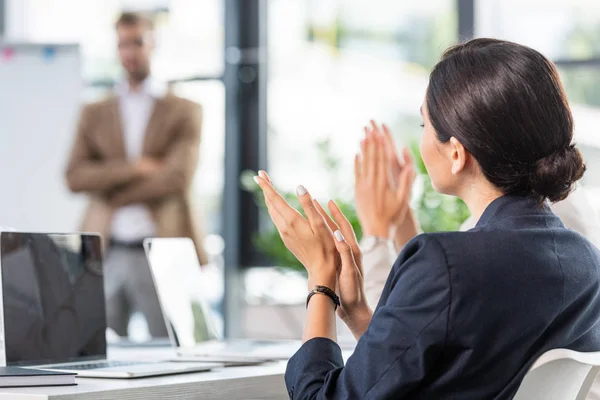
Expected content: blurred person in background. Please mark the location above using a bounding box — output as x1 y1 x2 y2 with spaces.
358 121 600 307
65 11 207 338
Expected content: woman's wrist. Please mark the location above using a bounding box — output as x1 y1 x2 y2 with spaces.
362 222 391 239
308 274 337 292
391 211 419 250
341 302 373 339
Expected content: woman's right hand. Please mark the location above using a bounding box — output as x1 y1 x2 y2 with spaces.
355 121 416 239
314 199 373 340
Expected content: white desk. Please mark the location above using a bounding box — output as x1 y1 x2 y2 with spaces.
0 347 289 400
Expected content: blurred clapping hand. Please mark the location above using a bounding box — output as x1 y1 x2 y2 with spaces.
355 121 419 250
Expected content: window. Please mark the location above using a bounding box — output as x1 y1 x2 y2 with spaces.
476 0 600 61
172 80 225 234
11 0 223 82
268 0 457 199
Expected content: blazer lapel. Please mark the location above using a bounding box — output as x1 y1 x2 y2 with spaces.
109 97 127 158
143 96 170 154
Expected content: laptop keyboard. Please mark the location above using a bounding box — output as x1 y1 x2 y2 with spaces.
60 360 150 370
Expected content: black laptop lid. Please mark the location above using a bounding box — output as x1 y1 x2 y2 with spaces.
0 232 106 366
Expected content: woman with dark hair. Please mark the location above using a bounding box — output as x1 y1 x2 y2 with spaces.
356 122 600 310
255 38 600 399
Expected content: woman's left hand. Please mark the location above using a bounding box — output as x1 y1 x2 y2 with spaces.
355 121 416 239
254 171 338 290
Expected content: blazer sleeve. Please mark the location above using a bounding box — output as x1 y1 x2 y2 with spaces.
108 102 202 207
65 105 138 193
285 235 452 400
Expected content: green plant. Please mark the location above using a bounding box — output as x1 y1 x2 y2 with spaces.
240 139 469 273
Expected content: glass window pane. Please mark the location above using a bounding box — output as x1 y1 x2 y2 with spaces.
268 0 456 198
559 68 600 189
14 0 224 82
171 80 225 235
561 68 600 107
152 0 224 80
476 0 600 60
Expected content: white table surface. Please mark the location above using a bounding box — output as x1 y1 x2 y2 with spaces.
0 346 289 400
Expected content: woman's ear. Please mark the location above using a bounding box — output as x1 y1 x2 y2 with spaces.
449 137 467 175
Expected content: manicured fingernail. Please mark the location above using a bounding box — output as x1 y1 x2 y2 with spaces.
296 185 307 196
258 170 266 178
253 176 259 184
334 230 345 242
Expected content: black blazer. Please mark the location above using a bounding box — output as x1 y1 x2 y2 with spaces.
285 195 600 399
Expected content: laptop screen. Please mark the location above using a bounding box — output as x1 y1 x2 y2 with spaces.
144 238 220 348
0 232 107 366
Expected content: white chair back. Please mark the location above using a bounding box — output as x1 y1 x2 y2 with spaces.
513 349 600 400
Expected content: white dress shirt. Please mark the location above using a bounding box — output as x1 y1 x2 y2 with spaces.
110 78 168 243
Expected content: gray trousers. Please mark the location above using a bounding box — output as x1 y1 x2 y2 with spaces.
104 246 168 338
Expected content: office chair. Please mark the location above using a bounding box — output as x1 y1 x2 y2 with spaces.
513 348 600 400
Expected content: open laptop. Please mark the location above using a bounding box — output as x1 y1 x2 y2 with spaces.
144 237 301 364
0 232 220 378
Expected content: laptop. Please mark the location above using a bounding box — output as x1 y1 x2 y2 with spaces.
144 237 301 364
0 232 221 378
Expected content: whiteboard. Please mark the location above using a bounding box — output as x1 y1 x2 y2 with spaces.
0 43 85 231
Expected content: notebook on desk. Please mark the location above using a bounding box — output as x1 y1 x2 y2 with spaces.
0 232 221 378
0 367 76 387
144 237 301 365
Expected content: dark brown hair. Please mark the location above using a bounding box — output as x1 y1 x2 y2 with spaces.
426 38 585 203
115 12 154 30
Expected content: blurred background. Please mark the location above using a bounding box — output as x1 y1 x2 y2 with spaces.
1 0 600 340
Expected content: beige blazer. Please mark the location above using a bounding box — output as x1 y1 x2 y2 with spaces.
65 92 208 264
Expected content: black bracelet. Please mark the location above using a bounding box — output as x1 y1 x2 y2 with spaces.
306 285 340 311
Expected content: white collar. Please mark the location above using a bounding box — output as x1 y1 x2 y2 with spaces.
115 77 168 99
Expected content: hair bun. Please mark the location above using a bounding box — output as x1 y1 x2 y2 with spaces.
529 145 586 202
